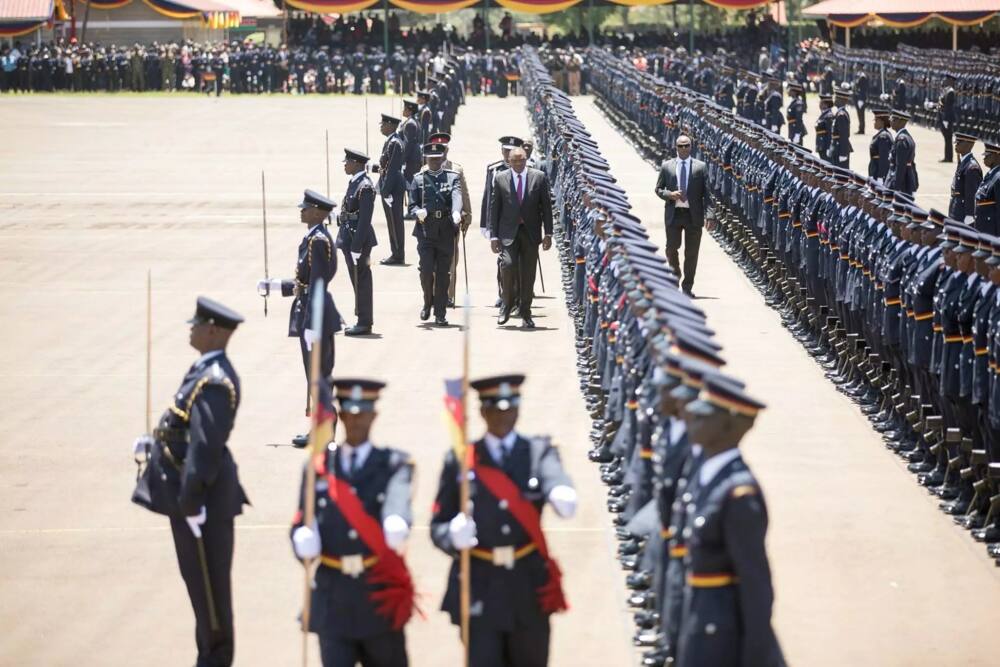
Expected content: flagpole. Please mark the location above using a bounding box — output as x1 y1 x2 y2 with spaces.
145 269 152 434
459 292 471 666
300 280 326 667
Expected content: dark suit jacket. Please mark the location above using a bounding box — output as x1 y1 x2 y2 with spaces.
489 167 553 245
655 157 712 227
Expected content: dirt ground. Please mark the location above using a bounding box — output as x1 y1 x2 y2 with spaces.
0 90 997 667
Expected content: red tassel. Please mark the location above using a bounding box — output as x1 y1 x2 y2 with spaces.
536 558 569 614
367 552 423 631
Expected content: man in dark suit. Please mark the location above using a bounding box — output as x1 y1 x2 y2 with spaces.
131 297 249 667
655 135 714 296
489 147 554 329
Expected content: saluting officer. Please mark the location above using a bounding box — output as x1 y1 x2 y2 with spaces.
378 114 407 266
887 110 919 196
950 132 983 225
257 190 342 429
868 108 893 183
338 149 378 337
430 375 577 667
974 142 1000 236
131 297 249 667
408 141 463 326
290 378 416 667
675 374 785 667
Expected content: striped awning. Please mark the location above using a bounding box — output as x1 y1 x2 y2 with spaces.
803 0 1000 27
0 0 54 22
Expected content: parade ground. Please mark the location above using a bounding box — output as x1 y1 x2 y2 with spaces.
2 92 999 667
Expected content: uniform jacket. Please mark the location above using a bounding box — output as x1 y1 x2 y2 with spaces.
336 172 378 254
868 128 893 181
282 223 342 338
377 132 405 198
887 128 919 195
950 153 983 222
408 168 462 242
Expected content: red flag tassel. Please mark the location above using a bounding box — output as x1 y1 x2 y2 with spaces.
367 551 423 630
536 558 569 614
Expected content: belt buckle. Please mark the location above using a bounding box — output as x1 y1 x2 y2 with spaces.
341 554 364 578
492 546 515 570
433 211 443 219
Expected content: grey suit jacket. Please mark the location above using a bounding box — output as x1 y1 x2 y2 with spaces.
655 157 713 227
489 167 553 245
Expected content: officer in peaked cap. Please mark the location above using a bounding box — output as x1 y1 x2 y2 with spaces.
400 99 424 188
868 108 893 183
887 109 919 196
831 86 853 167
815 94 834 164
674 374 785 667
430 374 576 667
950 132 983 225
421 132 473 307
408 141 463 326
131 296 249 667
290 377 416 667
378 114 407 266
974 142 1000 236
257 189 343 436
337 149 378 336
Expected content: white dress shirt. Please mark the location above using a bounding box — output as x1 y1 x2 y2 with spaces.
483 430 518 464
193 349 224 369
698 447 742 487
335 440 373 475
675 157 691 209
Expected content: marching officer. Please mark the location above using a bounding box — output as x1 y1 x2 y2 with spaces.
290 378 416 667
430 375 577 667
408 142 463 326
786 83 806 146
257 189 342 432
887 110 919 196
868 108 893 183
674 374 785 667
423 132 473 307
950 132 983 225
131 297 249 667
338 149 378 337
815 94 833 163
974 142 1000 236
377 114 407 266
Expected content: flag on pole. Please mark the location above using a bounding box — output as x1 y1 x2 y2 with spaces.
443 378 466 459
309 378 337 457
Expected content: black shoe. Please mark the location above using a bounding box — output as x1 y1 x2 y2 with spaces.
344 325 372 336
511 305 521 318
523 315 536 329
494 297 503 308
434 316 449 327
379 256 402 266
291 434 308 449
498 307 510 325
682 287 694 297
420 305 431 321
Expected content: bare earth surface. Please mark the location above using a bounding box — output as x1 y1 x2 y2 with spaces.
0 91 997 667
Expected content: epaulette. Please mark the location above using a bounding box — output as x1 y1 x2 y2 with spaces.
730 484 758 499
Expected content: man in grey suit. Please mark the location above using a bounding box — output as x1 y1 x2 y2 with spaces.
490 147 553 329
655 135 715 296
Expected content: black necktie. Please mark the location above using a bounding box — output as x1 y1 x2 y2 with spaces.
347 450 357 479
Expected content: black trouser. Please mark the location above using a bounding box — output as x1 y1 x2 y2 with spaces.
466 618 550 667
343 247 374 327
665 209 703 292
381 192 405 261
319 631 407 667
855 102 866 134
419 236 453 318
942 122 954 161
299 331 335 384
500 226 539 317
169 516 235 667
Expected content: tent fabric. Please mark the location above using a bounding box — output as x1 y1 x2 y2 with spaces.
803 0 1000 27
0 0 53 21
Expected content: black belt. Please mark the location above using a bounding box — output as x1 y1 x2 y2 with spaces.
429 210 445 220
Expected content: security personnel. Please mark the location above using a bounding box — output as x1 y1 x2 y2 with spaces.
868 108 893 183
290 378 416 667
338 149 378 336
830 87 853 167
430 375 577 667
408 142 463 326
786 83 806 146
257 189 342 418
974 142 1000 236
815 94 833 163
400 100 424 186
416 89 433 140
887 110 919 196
422 132 473 307
131 296 249 667
377 114 407 266
950 132 983 225
674 374 785 667
938 73 958 163
854 69 869 134
763 76 783 134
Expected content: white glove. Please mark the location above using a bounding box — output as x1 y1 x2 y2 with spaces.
256 278 283 296
876 178 884 185
132 434 154 457
448 512 478 550
416 208 428 221
858 100 864 109
548 485 577 519
292 520 321 560
382 514 410 554
452 211 462 225
965 215 975 224
186 506 207 539
351 251 361 263
303 328 318 352
480 227 490 240
792 133 801 144
942 121 949 129
384 195 393 206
